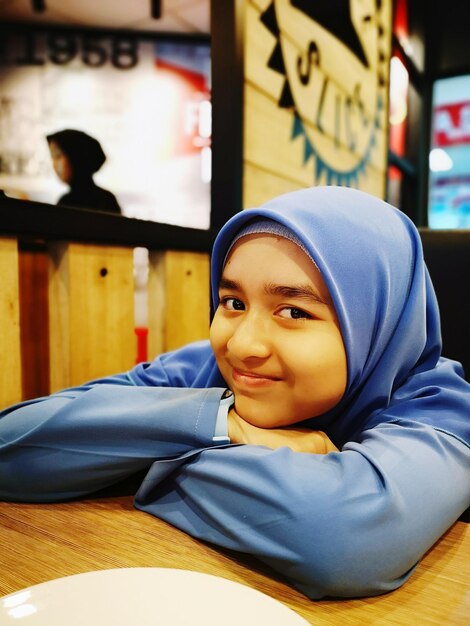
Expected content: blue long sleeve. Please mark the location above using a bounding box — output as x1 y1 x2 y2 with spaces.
134 421 470 599
1 340 469 599
0 380 227 501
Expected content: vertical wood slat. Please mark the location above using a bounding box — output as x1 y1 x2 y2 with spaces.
48 243 136 392
18 241 50 400
0 238 22 409
147 250 210 358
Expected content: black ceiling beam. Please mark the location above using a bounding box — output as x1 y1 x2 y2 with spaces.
151 0 161 19
0 20 209 44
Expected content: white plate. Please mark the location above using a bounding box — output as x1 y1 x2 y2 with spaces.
0 567 310 625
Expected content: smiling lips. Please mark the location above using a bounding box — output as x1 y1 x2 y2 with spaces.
231 367 281 388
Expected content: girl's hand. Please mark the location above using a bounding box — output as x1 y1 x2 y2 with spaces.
227 407 339 454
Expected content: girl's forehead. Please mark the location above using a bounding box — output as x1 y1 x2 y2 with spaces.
225 233 309 267
223 234 333 302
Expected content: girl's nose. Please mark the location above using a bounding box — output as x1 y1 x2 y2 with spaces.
227 313 271 360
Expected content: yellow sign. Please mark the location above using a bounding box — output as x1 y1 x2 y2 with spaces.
243 0 391 204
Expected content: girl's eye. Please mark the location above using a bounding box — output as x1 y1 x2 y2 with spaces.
278 307 312 320
221 297 245 311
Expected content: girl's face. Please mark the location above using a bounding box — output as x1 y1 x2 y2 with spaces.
48 141 72 183
210 234 347 428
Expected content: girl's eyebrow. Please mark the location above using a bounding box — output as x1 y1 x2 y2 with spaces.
219 277 240 291
218 277 329 305
265 283 330 305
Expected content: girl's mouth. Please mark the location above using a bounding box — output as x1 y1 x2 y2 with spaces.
231 367 280 388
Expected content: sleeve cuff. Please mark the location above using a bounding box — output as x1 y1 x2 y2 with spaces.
213 390 234 443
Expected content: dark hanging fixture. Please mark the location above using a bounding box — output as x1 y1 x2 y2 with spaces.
31 0 46 12
151 0 161 19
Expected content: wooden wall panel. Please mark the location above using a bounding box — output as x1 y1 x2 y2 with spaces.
243 162 306 209
148 251 210 358
244 82 387 184
244 84 313 187
0 238 22 409
242 0 392 208
243 160 386 210
244 82 388 205
48 243 135 392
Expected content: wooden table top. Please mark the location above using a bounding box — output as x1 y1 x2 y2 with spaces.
0 497 468 625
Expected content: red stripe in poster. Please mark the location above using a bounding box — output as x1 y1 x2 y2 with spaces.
433 101 470 147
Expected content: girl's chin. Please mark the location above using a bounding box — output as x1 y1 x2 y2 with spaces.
234 399 296 429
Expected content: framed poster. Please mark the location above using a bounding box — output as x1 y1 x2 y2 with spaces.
0 28 211 229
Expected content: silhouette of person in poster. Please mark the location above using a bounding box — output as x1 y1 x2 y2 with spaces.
47 129 121 214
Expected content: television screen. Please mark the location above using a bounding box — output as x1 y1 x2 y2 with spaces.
428 74 470 229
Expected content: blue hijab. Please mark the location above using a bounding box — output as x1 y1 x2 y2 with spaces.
210 186 470 447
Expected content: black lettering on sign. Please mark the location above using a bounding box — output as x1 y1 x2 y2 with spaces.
316 76 329 134
48 33 78 65
15 33 44 66
111 38 138 69
82 37 108 67
345 84 368 151
2 31 140 69
296 41 320 86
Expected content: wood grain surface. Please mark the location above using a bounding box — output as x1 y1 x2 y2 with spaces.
0 498 468 625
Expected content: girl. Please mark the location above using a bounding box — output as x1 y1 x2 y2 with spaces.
1 186 469 599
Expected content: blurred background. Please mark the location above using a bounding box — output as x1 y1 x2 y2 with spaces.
0 0 211 229
1 0 469 229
